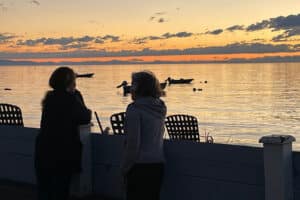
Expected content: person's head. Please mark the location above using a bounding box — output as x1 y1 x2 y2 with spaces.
49 66 76 92
131 71 162 100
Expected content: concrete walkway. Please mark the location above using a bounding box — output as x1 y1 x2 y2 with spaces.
0 180 117 200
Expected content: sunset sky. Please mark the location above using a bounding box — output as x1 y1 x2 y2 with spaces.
1 0 300 63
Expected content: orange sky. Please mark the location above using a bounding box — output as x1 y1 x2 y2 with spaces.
1 0 300 63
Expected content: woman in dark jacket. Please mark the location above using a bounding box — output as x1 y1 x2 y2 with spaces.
121 71 167 200
35 67 91 200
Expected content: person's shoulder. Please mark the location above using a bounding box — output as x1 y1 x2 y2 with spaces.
158 98 166 105
126 102 136 111
126 102 140 114
74 90 83 97
73 90 85 104
42 90 59 108
43 91 55 102
125 103 141 119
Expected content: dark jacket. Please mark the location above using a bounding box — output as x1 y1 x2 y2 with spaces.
35 90 91 174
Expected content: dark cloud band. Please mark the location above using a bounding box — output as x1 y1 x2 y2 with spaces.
0 42 297 59
131 31 194 44
16 35 121 48
0 33 16 44
205 29 223 35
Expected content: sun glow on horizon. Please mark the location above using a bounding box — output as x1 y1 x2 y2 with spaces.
1 0 300 62
8 52 300 63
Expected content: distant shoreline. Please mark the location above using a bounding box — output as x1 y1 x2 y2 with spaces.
1 59 300 66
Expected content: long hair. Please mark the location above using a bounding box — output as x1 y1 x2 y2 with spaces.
42 66 76 108
131 71 162 99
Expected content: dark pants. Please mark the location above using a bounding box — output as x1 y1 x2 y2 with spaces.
126 163 164 200
36 169 72 200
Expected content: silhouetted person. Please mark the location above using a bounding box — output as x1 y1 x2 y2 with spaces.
121 71 167 200
35 67 91 200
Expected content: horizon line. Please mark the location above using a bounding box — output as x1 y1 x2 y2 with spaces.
1 59 300 66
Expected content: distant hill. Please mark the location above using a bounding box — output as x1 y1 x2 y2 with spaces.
1 56 300 66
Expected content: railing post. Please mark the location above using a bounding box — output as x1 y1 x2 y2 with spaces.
71 124 93 197
259 135 296 200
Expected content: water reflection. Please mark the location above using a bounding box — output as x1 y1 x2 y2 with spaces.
0 63 300 148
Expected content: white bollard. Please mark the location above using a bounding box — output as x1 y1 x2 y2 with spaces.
259 135 296 200
71 124 93 197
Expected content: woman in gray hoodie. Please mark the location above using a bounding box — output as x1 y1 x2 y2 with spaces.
121 71 167 200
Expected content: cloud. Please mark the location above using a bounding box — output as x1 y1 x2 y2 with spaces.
94 38 104 44
101 35 121 42
30 0 40 6
16 37 87 49
131 32 194 44
132 36 162 44
77 36 94 42
43 37 75 45
16 34 121 47
0 33 16 44
158 18 165 23
16 38 92 50
201 13 300 40
267 14 300 31
163 32 193 38
272 27 300 42
149 36 162 40
226 25 244 32
149 11 167 23
178 43 293 55
206 29 223 35
294 44 300 48
246 20 269 32
1 42 296 59
245 14 300 41
59 43 89 50
16 38 46 46
132 37 158 45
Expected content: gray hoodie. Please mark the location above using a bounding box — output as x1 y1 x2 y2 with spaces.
121 97 167 174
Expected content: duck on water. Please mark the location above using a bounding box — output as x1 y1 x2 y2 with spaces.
117 81 167 96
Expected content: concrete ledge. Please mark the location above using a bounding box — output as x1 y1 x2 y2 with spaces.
259 135 296 144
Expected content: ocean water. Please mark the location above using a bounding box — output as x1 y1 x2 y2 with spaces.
1 63 300 149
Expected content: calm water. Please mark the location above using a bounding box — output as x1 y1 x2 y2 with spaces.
1 63 300 148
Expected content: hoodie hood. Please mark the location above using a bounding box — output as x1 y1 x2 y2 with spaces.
133 97 166 119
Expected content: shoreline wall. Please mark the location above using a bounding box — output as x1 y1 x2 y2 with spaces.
0 126 298 200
